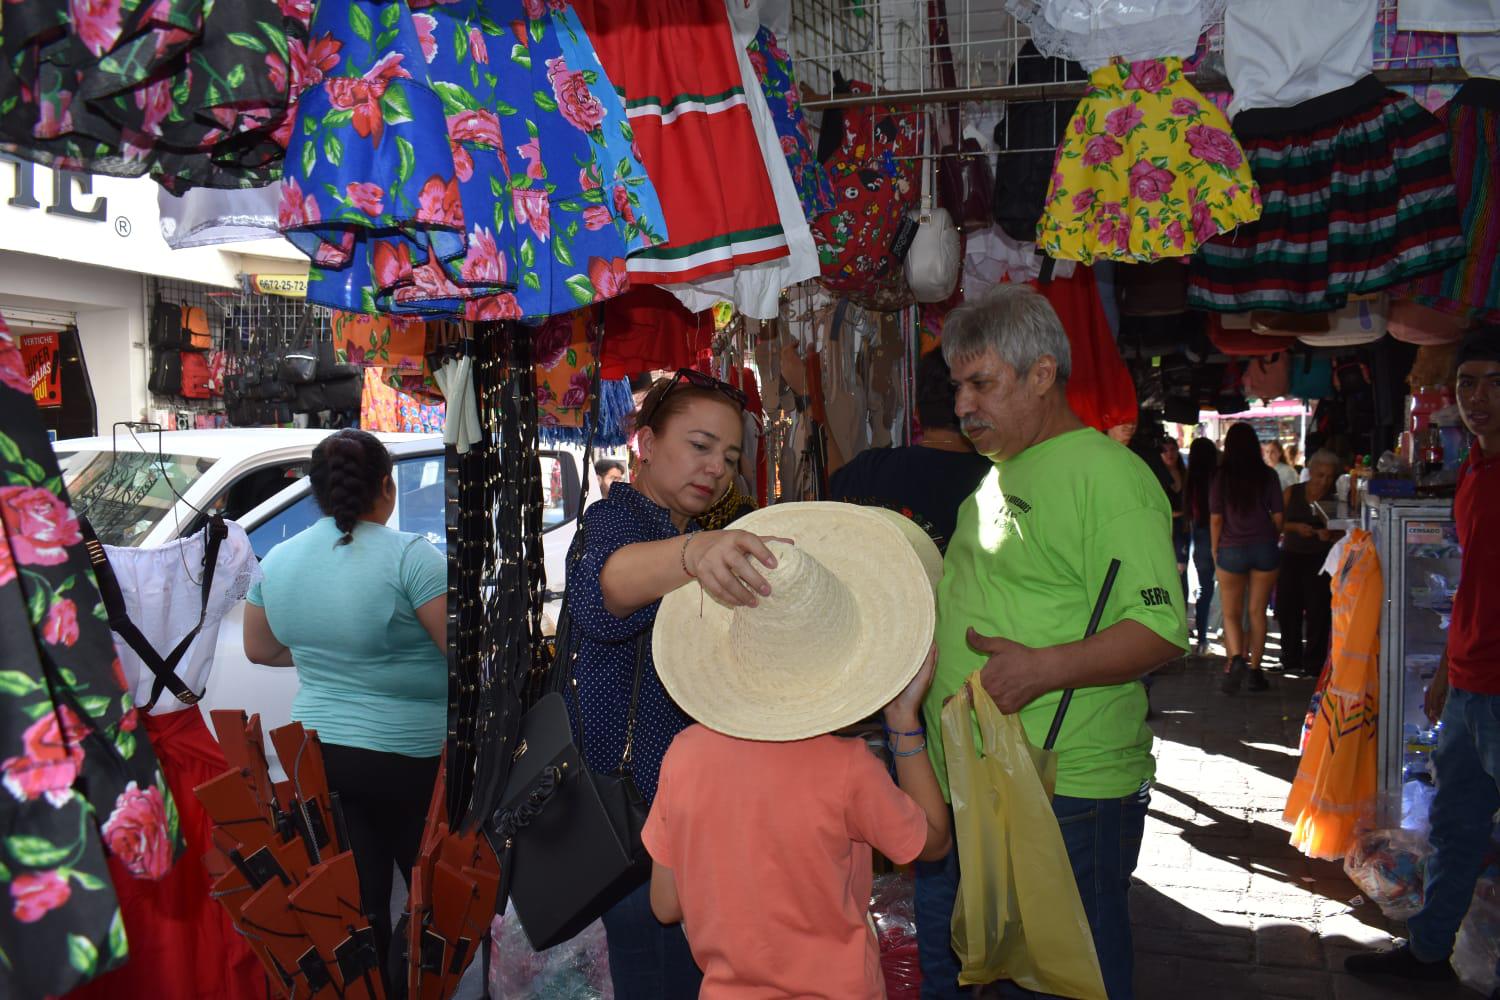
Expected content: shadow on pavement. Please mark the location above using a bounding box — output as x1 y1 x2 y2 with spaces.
1131 882 1482 999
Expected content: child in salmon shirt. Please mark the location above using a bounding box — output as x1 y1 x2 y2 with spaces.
642 503 953 999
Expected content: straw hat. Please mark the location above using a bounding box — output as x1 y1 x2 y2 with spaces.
653 502 938 742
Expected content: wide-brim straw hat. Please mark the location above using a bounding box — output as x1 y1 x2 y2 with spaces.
653 502 939 742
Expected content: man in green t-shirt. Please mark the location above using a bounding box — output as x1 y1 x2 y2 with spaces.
917 285 1187 1000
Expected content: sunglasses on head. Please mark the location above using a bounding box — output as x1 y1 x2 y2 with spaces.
638 368 748 429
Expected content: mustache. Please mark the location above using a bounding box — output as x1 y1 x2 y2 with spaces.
960 418 990 434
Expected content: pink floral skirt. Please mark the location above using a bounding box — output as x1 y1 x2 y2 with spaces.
1038 58 1262 263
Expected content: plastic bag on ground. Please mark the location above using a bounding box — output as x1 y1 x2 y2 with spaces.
1453 875 1500 996
489 902 613 999
941 675 1107 998
1342 827 1432 920
872 873 921 1000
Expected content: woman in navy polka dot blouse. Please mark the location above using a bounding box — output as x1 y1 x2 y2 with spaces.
568 370 784 999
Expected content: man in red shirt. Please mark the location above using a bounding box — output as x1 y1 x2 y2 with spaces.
1348 331 1500 985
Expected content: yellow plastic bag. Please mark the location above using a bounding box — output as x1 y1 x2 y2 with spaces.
942 675 1107 998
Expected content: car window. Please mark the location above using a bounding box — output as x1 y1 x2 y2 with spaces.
61 450 215 547
248 455 446 560
207 462 309 523
248 492 322 560
391 455 445 548
540 454 567 531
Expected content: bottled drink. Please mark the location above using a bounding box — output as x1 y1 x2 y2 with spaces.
1422 424 1445 479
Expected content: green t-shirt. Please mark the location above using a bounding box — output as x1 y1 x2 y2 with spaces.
247 517 448 757
924 428 1188 800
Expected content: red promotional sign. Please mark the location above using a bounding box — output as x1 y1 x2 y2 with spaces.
19 331 61 408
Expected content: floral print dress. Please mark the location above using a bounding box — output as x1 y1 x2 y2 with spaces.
0 315 182 998
746 26 835 222
280 0 667 320
0 0 310 191
1038 57 1262 263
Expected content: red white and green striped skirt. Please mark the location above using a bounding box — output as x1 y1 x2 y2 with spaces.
573 0 789 285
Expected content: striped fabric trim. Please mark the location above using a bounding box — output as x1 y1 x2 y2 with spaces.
621 87 749 126
626 224 788 280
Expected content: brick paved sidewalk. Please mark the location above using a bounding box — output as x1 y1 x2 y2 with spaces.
1134 654 1480 999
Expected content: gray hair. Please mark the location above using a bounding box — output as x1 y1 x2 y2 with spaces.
1307 449 1342 471
940 284 1072 383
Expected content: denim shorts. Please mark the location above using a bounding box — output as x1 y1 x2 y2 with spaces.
1216 540 1281 574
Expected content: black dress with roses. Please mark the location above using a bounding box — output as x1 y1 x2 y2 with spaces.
0 314 182 999
0 0 310 191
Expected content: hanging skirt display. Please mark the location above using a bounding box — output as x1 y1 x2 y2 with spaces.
1038 57 1262 264
1190 76 1466 313
281 0 667 320
1400 78 1500 324
1283 530 1382 861
0 0 309 191
573 0 789 285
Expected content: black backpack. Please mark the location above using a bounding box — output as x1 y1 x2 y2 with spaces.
148 348 183 397
992 41 1087 242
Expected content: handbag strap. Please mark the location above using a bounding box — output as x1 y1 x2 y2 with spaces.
1043 558 1121 751
78 513 229 710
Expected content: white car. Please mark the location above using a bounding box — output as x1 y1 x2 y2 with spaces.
55 428 582 776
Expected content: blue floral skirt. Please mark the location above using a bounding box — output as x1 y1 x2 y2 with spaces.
282 0 667 320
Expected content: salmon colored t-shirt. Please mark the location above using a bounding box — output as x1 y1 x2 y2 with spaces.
643 726 928 999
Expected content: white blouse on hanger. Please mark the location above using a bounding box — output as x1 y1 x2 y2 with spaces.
103 521 261 714
1399 0 1500 33
1224 0 1377 118
1460 32 1500 79
1006 0 1226 69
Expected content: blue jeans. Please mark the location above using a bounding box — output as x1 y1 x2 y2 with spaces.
1215 539 1282 574
1191 526 1215 641
914 786 1150 1000
1407 687 1500 963
600 880 702 1000
914 836 973 999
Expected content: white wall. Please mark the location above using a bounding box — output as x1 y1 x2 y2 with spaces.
0 251 148 430
0 159 312 431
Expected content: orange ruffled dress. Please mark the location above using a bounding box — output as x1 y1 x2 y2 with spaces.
1283 530 1382 861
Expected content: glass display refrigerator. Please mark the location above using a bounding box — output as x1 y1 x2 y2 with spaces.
1362 495 1460 829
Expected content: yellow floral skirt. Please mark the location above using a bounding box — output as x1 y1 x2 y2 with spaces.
1039 57 1262 263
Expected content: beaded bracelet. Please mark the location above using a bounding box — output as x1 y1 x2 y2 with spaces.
891 742 927 758
884 724 924 738
680 533 695 578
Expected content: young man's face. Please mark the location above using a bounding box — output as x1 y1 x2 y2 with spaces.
1457 359 1500 444
600 467 624 497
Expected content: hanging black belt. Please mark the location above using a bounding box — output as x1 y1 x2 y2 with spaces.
79 515 228 711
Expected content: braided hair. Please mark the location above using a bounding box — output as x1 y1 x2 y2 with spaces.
309 429 393 547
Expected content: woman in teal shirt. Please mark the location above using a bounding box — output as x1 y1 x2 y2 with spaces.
243 429 446 975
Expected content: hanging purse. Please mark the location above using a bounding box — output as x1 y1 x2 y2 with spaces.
488 635 651 951
484 363 650 951
278 308 320 385
906 114 962 304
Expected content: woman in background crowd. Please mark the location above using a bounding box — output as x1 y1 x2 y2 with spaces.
1212 423 1284 693
1277 450 1345 675
1186 437 1220 656
1263 439 1299 490
1162 436 1190 605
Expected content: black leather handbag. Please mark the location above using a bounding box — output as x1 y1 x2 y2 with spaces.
278 310 320 385
485 363 651 951
489 650 651 950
